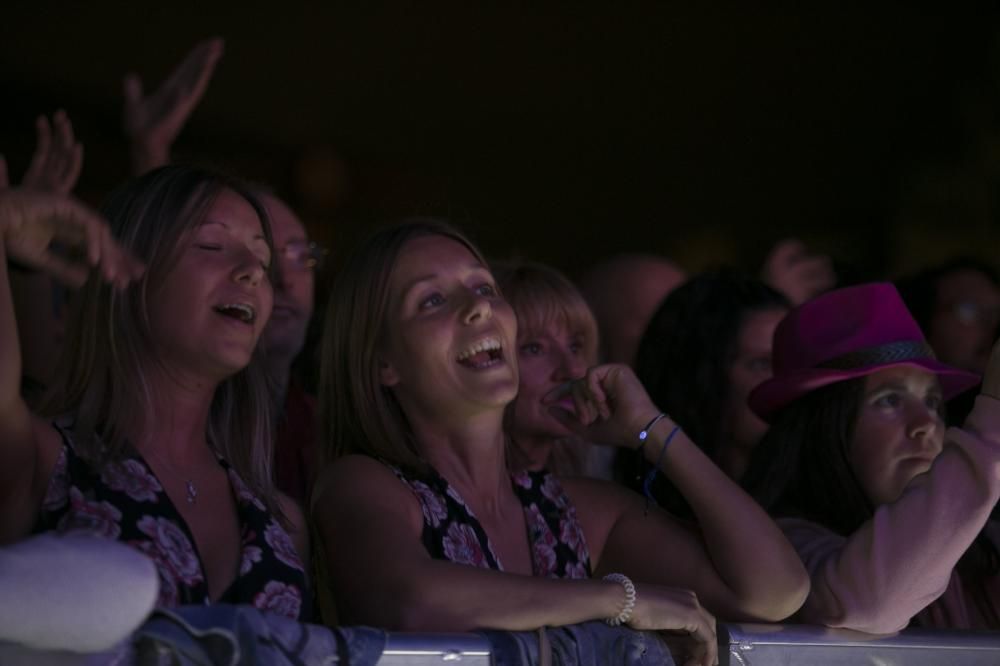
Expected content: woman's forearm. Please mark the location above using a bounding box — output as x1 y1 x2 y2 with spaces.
647 419 810 620
792 397 1000 632
336 555 624 631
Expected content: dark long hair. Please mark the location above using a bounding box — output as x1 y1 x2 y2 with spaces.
743 377 1000 627
631 269 788 516
741 379 870 534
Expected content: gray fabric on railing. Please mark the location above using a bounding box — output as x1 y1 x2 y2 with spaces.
481 620 676 666
134 605 386 666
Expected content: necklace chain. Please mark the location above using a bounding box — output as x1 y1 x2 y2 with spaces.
140 448 200 505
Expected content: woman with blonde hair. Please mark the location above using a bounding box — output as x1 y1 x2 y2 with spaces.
313 219 809 666
493 259 613 478
0 166 308 618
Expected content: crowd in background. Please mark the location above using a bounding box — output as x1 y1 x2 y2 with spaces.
3 37 1000 666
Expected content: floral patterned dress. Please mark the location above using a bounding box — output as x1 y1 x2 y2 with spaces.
392 465 592 579
33 427 309 620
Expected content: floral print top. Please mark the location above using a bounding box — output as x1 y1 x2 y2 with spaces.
33 426 309 620
392 465 592 579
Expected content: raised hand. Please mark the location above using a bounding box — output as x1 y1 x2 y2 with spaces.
0 111 84 195
761 238 835 306
123 37 224 174
629 585 718 666
542 363 660 447
20 111 84 194
1 189 143 288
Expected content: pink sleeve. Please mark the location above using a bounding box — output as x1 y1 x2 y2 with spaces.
781 395 1000 633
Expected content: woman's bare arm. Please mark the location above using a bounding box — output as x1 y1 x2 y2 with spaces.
313 454 718 664
0 190 142 542
552 365 810 622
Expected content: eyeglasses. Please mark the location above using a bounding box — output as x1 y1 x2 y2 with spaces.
943 301 1000 326
278 240 328 271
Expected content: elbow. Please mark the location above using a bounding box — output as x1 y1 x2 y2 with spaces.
796 596 908 635
379 580 475 633
773 567 812 621
827 610 907 635
733 565 812 623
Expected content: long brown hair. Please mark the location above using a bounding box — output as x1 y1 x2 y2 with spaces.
42 165 282 516
318 219 489 475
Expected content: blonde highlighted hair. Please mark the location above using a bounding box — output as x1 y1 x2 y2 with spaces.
492 260 599 365
42 165 282 517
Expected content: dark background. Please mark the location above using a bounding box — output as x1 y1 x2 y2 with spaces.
2 3 999 282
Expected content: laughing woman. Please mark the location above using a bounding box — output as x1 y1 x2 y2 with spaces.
0 169 308 618
313 220 809 664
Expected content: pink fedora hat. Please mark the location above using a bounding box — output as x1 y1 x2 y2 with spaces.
749 282 981 420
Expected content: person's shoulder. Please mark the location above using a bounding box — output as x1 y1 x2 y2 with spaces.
559 476 639 522
313 455 417 512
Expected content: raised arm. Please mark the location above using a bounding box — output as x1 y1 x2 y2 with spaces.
123 37 223 175
0 189 143 542
313 454 718 665
761 239 835 306
548 364 810 622
783 356 1000 633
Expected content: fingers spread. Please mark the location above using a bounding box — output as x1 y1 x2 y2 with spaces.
22 115 53 185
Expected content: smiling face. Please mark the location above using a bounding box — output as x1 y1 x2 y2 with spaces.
378 234 519 424
510 312 597 444
147 188 274 382
848 366 945 506
929 268 1000 374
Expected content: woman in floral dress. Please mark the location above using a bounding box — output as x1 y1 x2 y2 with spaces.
312 219 811 666
0 168 308 619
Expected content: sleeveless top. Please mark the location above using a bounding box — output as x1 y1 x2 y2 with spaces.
33 426 309 621
392 465 592 579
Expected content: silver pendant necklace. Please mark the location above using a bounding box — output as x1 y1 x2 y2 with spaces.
185 480 198 504
141 448 199 505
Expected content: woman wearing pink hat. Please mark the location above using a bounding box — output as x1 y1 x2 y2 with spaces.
743 282 999 632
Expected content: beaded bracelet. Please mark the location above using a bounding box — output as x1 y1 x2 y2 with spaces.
603 573 637 626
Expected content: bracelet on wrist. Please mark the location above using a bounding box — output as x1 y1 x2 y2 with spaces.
603 573 637 626
636 412 667 452
642 424 682 514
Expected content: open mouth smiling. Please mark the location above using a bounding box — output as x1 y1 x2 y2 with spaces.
213 302 257 325
456 337 504 369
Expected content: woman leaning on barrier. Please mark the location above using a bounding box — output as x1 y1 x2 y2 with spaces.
743 283 1000 633
311 219 811 666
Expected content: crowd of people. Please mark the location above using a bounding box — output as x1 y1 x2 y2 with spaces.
3 37 1000 666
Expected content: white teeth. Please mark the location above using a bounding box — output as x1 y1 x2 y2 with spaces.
456 337 501 361
215 302 256 323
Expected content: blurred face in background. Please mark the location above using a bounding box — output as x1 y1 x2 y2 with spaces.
928 269 1000 375
259 194 317 366
721 307 787 463
511 313 597 443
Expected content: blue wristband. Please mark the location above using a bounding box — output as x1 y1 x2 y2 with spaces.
642 424 682 512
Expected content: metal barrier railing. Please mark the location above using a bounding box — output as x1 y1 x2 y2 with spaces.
376 624 1000 665
723 623 1000 666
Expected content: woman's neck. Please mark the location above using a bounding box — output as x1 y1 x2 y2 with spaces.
507 433 555 473
410 409 512 510
132 365 218 464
